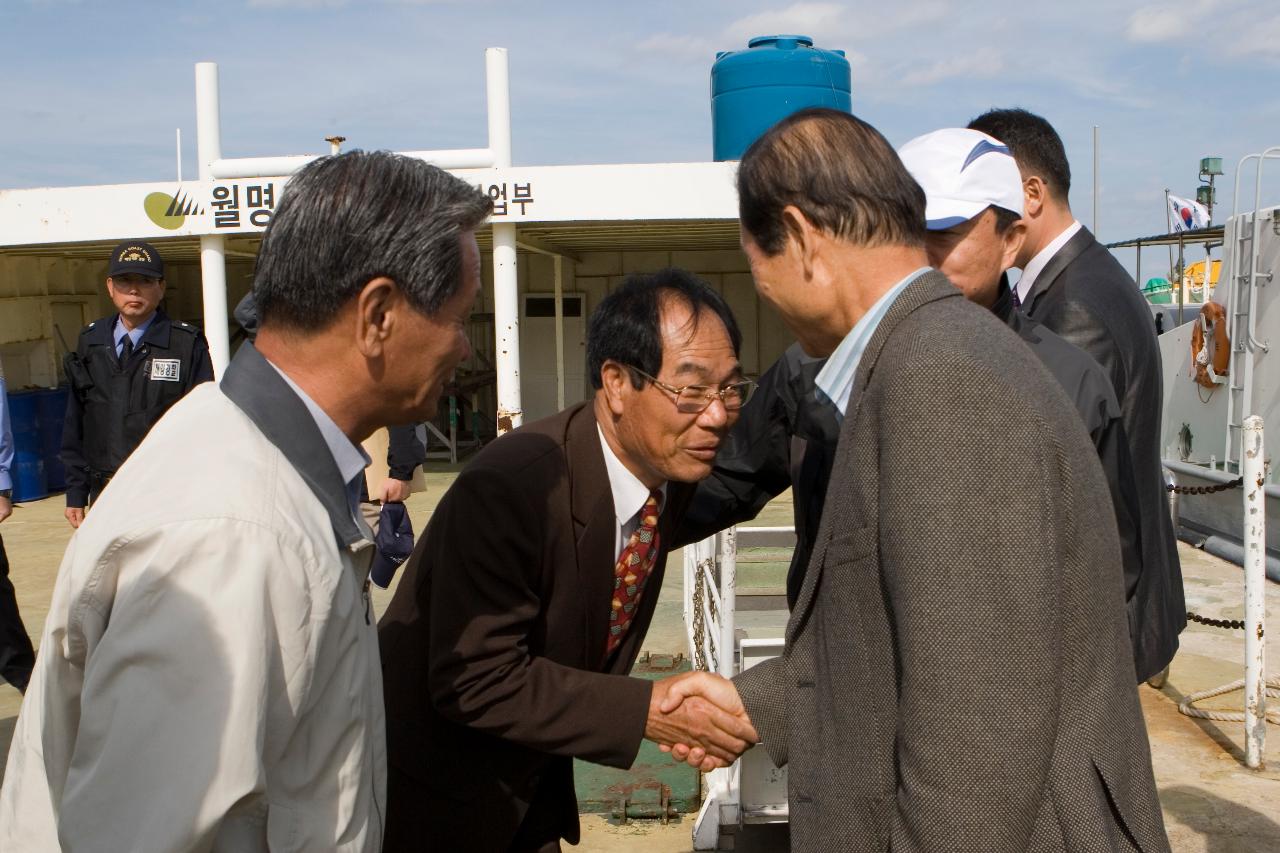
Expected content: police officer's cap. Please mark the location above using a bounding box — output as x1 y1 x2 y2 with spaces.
108 241 165 280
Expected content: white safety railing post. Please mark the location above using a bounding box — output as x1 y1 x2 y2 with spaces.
195 62 230 376
1243 415 1267 768
719 526 737 679
492 223 520 433
486 47 520 434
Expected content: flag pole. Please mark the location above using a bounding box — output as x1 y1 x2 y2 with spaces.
1093 125 1099 235
1165 188 1176 285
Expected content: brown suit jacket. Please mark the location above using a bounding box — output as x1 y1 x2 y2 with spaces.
378 402 692 852
735 272 1170 853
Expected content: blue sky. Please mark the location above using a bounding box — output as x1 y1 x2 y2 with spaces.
4 0 1279 273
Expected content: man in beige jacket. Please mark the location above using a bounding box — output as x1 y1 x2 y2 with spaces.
0 151 491 852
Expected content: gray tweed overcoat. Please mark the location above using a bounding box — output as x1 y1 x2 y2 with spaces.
735 271 1171 853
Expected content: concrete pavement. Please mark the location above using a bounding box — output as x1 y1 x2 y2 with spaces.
0 476 1277 851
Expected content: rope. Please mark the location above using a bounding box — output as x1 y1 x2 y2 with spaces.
1178 678 1280 725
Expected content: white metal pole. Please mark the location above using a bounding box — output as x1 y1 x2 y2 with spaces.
554 254 565 410
493 223 521 433
1242 415 1267 769
486 46 520 434
485 48 512 168
195 62 230 377
719 527 737 679
199 235 230 375
1205 245 1213 301
195 63 222 181
1092 125 1099 235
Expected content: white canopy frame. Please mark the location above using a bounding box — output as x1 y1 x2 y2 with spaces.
194 48 524 431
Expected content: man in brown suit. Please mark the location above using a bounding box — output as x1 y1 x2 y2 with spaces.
665 109 1171 852
378 268 758 852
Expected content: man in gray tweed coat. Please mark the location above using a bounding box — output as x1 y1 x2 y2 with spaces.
663 108 1171 852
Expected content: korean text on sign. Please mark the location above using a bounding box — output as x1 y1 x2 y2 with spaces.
482 182 535 216
211 183 278 229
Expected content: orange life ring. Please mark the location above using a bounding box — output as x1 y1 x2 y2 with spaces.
1190 302 1230 389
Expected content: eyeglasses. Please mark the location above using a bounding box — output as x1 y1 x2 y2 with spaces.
627 366 757 414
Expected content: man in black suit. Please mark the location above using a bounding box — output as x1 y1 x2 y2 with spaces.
968 108 1185 683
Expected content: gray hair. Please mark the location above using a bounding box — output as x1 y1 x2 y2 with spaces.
738 108 926 255
253 150 492 331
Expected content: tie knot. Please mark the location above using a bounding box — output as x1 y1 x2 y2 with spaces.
639 489 662 526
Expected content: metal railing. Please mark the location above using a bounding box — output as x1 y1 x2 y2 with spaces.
682 525 792 849
1178 415 1272 768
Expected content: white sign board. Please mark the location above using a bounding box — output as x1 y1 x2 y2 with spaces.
0 161 740 248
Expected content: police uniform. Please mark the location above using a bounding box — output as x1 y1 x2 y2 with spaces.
61 241 214 509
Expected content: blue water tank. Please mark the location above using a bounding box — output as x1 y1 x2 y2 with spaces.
711 35 852 162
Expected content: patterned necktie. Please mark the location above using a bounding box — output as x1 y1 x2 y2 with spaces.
606 489 662 657
1010 284 1022 310
118 334 134 366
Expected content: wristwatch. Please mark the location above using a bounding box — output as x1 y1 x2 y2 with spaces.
0 489 11 500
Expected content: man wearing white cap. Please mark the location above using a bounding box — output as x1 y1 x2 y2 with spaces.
899 128 1148 684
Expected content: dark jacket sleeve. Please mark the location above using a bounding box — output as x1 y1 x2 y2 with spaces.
1096 418 1145 615
1038 297 1127 404
233 292 259 341
672 353 798 548
386 425 426 482
189 333 215 385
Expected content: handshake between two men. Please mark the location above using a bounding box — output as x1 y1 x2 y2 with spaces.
647 670 758 771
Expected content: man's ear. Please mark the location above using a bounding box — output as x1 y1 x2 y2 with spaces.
1022 176 1046 219
1001 220 1028 272
781 205 819 279
599 360 632 416
355 277 398 358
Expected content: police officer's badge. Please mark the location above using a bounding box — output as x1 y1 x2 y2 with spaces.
150 359 181 381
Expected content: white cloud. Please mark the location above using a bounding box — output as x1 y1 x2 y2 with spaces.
634 33 720 62
725 3 846 44
1127 5 1197 42
247 0 347 8
899 49 1004 88
1226 12 1280 60
1127 0 1280 62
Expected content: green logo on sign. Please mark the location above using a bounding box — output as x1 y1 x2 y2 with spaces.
144 189 203 230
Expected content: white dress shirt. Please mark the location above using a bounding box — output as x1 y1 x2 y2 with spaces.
1014 219 1082 305
597 425 667 559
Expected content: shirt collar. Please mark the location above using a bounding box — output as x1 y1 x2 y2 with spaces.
114 313 156 346
814 267 930 416
267 362 372 517
1014 219 1081 303
596 424 666 523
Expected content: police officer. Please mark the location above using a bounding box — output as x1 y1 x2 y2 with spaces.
61 240 214 528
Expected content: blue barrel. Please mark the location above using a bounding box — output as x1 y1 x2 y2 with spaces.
5 390 48 502
36 387 69 491
711 35 852 162
12 451 46 503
